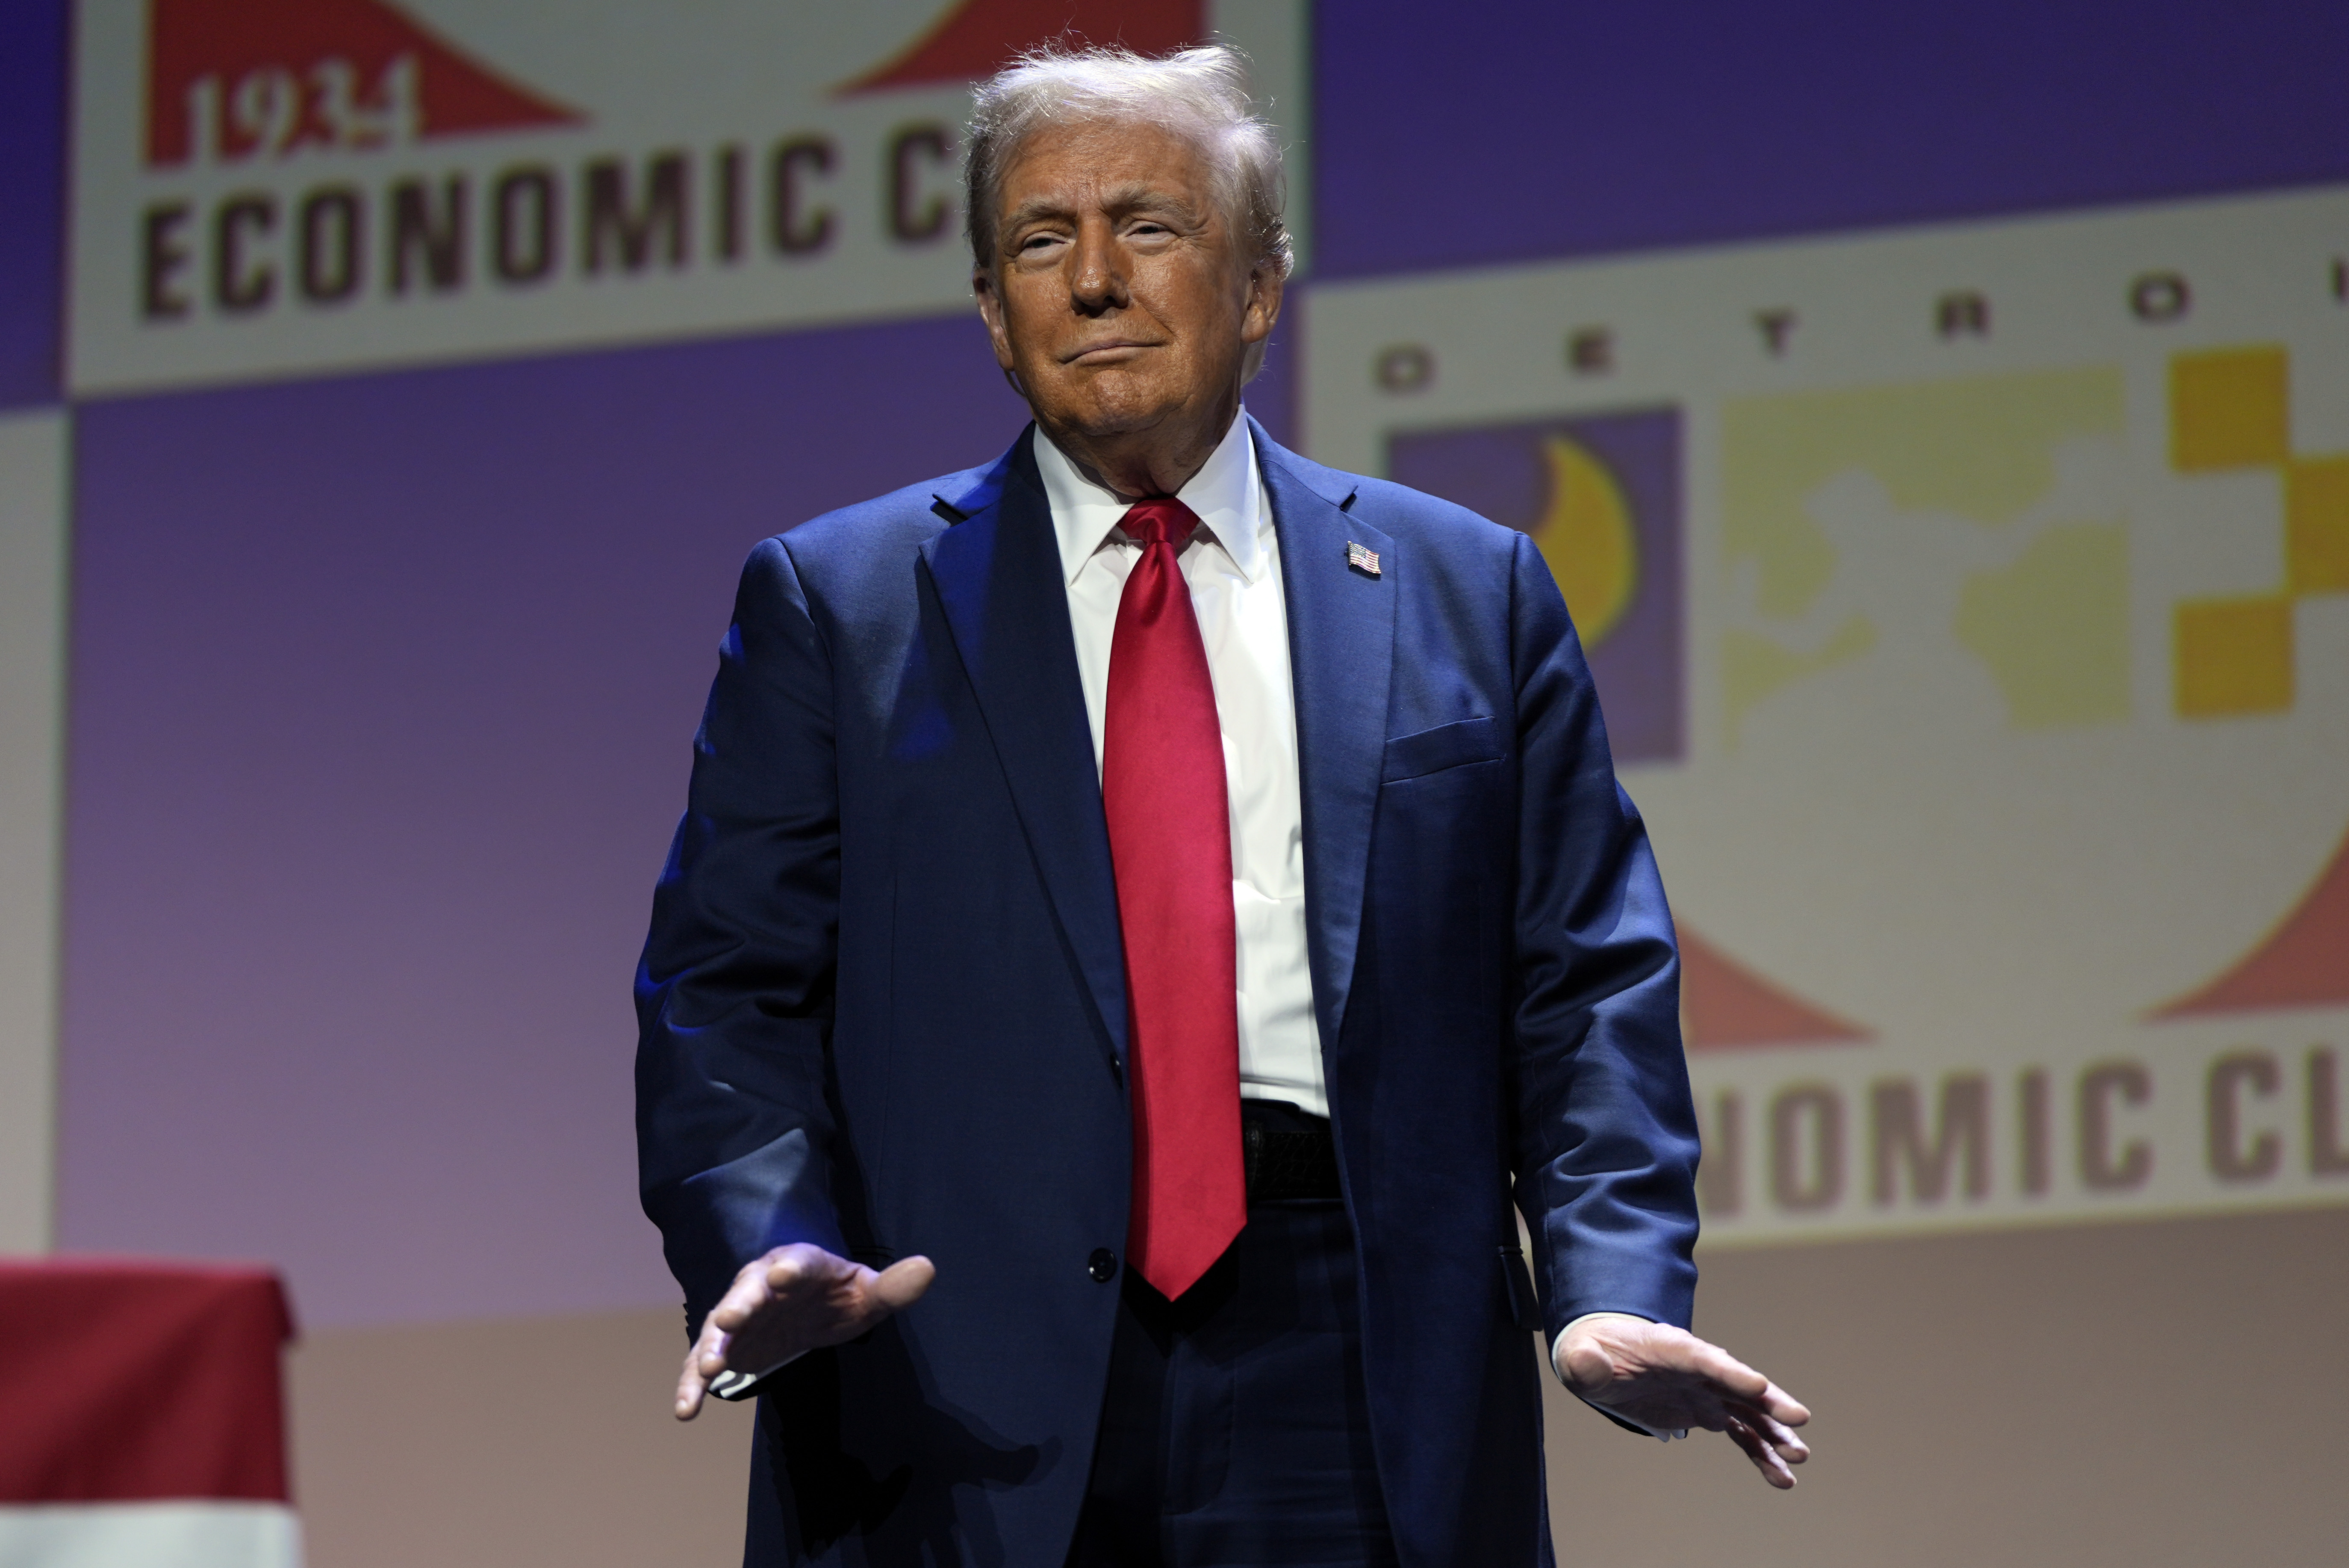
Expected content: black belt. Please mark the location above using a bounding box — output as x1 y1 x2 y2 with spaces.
1241 1100 1342 1203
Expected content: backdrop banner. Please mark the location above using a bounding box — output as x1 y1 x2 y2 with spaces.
1307 185 2349 1244
68 0 1309 397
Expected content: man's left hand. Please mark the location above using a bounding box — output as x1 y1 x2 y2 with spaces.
1557 1315 1812 1488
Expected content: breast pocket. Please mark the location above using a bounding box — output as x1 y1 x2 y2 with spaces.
1380 715 1503 784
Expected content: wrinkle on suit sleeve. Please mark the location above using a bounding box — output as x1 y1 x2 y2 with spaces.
1503 530 1701 1340
636 535 850 1337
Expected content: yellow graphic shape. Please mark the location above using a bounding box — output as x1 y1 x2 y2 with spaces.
1954 524 2131 729
2170 345 2289 472
1721 368 2125 740
2174 597 2294 716
1533 436 1639 645
2286 457 2349 592
1724 368 2123 619
1721 618 1877 734
2165 344 2348 717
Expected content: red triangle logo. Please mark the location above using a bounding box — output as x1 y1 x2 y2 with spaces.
2152 825 2349 1018
1680 925 1873 1050
147 0 581 168
842 0 1205 94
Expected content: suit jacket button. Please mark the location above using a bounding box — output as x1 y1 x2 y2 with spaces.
1087 1248 1117 1282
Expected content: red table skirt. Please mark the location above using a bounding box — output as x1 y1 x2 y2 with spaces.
0 1259 298 1565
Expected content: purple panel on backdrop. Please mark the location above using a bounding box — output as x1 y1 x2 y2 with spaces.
1388 409 1682 763
1313 0 2349 278
0 0 66 408
61 315 1035 1327
1243 318 1298 451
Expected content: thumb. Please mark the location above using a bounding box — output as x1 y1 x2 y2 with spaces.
1562 1339 1617 1394
870 1256 937 1313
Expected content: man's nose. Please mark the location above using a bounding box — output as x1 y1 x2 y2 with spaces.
1069 219 1127 313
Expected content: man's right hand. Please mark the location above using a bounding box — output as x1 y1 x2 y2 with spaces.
1557 1315 1810 1488
673 1244 936 1420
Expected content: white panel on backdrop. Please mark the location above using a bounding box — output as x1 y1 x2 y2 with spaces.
0 412 67 1256
1305 186 2349 1245
68 0 1310 397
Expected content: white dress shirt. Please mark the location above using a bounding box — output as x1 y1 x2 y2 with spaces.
1035 417 1670 1426
1033 413 1328 1120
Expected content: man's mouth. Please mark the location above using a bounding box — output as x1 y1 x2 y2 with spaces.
1064 339 1160 364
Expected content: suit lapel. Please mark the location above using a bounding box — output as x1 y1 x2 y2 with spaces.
1254 418 1394 1054
920 431 1130 1067
917 419 1395 1066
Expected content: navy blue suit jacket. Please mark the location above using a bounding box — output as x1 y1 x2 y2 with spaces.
635 419 1700 1567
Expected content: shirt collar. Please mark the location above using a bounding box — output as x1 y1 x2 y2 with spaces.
1034 410 1266 587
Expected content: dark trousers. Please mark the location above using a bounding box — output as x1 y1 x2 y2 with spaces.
1065 1169 1398 1566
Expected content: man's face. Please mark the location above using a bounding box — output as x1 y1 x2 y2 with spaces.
974 119 1279 451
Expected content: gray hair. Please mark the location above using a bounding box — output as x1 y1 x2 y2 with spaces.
964 41 1294 285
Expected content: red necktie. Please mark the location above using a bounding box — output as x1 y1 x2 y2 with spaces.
1102 498 1246 1300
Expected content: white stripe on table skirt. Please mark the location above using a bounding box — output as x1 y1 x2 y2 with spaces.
0 1502 300 1568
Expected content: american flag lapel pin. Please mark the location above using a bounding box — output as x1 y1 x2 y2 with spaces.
1346 540 1382 577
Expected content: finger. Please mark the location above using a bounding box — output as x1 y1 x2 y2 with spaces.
1659 1334 1771 1403
675 1346 710 1421
1721 1413 1768 1471
1751 1379 1810 1427
1560 1338 1618 1394
1723 1414 1797 1490
1746 1422 1797 1488
1758 1417 1810 1465
1726 1400 1810 1464
764 1251 814 1294
708 1268 774 1334
869 1256 936 1313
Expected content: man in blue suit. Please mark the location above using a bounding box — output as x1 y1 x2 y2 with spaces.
638 42 1808 1568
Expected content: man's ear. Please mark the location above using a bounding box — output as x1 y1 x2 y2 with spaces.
973 270 1019 372
1241 262 1285 346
